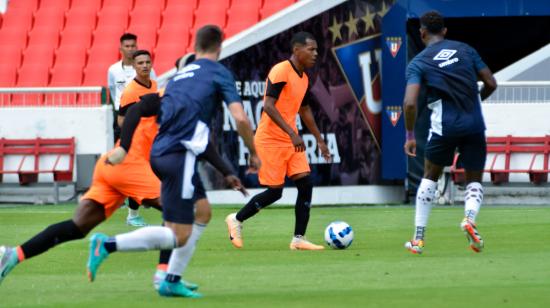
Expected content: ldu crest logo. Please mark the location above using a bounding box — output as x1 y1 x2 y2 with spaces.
385 106 402 127
385 37 402 58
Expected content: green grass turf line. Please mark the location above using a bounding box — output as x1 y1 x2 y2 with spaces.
1 204 549 307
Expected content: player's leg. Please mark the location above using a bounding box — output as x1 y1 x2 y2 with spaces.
288 151 323 250
227 147 287 248
154 177 210 291
405 132 451 254
127 198 147 227
459 132 487 252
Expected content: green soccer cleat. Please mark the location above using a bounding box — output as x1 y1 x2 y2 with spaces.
153 269 198 291
87 233 110 282
0 246 19 286
158 280 202 298
126 216 147 227
461 218 484 253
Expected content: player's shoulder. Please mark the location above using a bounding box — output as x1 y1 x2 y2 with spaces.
270 60 291 73
107 61 122 73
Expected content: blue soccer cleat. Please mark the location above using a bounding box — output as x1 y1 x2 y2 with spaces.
153 269 199 291
0 246 19 286
158 280 202 298
87 233 110 282
126 216 147 227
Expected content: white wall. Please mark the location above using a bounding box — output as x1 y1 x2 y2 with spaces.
0 106 113 183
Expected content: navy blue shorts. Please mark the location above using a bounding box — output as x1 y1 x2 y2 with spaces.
151 150 204 224
425 131 487 170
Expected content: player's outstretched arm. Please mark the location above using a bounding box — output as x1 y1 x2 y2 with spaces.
298 105 331 162
478 67 497 101
198 142 248 196
227 102 261 171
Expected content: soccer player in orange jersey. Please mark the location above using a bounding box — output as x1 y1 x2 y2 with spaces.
226 32 331 250
117 50 158 227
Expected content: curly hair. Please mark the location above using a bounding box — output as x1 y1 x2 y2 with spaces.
420 10 445 34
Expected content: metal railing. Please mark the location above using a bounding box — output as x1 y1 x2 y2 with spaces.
0 87 108 107
484 81 550 104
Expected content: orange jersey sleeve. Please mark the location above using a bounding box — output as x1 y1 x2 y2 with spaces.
255 60 309 146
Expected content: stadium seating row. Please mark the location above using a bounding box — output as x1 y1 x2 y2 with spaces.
450 135 550 185
0 0 298 89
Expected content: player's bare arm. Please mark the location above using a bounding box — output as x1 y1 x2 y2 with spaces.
227 102 261 171
403 83 421 157
478 67 497 100
263 95 305 152
298 104 331 162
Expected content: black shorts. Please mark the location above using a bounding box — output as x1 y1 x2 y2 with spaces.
425 131 486 170
151 150 204 224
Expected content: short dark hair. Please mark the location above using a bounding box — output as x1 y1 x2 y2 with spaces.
420 11 445 34
194 25 223 53
120 33 137 44
290 32 316 50
132 49 151 60
175 53 196 70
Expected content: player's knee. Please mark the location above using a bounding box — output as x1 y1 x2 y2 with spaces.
295 176 313 195
194 199 212 224
266 187 283 203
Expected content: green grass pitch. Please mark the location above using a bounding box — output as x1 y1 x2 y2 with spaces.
1 204 550 307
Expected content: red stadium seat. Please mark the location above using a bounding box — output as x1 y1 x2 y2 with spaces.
50 64 84 86
134 0 166 11
23 46 56 68
225 20 258 38
196 0 230 10
70 0 102 11
27 27 61 49
102 0 134 10
93 25 127 47
39 0 71 11
129 5 162 30
54 45 88 70
96 7 129 28
14 64 50 105
86 45 119 73
60 26 94 49
154 44 187 73
2 46 23 68
127 25 158 53
194 5 227 29
0 64 18 87
161 6 195 29
33 8 66 31
1 8 34 32
156 25 190 53
64 8 97 30
0 29 28 52
82 65 111 86
9 0 39 11
165 0 197 10
229 0 262 12
226 4 260 37
260 0 296 19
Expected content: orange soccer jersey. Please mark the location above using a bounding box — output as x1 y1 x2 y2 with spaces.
255 60 309 147
119 78 158 162
254 60 311 185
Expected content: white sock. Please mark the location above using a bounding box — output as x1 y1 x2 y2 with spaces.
115 226 177 251
167 223 207 277
128 208 139 218
414 178 437 240
464 182 483 223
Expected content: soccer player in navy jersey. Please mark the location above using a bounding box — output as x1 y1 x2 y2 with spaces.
402 11 497 254
85 25 260 298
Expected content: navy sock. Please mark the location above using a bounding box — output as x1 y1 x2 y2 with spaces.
166 274 181 283
103 238 117 253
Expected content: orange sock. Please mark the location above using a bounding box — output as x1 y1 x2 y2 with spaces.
156 263 168 271
16 246 25 262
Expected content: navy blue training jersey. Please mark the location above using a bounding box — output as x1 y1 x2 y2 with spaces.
152 58 241 156
406 39 487 136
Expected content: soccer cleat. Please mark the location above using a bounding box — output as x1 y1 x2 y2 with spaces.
87 233 110 282
153 270 198 291
405 240 425 254
289 236 325 250
158 280 202 298
461 218 484 252
225 213 243 248
126 216 147 227
0 246 19 286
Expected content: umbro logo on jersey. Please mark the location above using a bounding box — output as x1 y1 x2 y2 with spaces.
433 49 457 60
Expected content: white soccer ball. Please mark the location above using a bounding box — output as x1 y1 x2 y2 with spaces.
324 221 354 249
